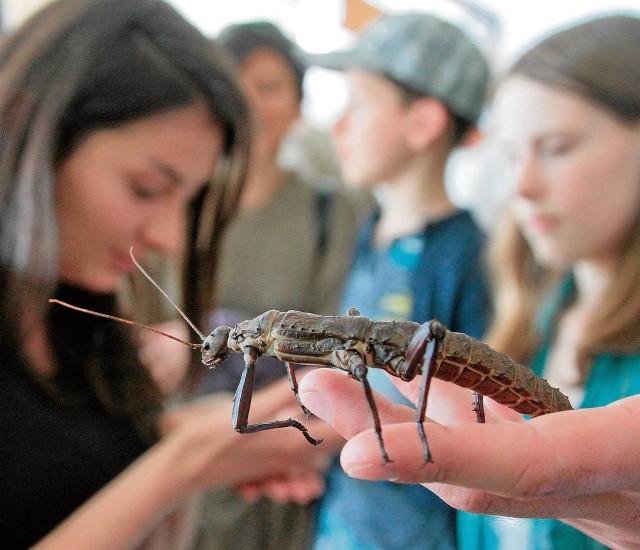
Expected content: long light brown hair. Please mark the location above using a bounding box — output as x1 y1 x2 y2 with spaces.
486 14 640 372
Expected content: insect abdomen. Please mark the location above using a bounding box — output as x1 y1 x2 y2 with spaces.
432 331 573 416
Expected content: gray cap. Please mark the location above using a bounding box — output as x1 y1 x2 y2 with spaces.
307 12 490 123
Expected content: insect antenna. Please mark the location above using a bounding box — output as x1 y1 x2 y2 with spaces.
48 299 202 350
128 247 206 341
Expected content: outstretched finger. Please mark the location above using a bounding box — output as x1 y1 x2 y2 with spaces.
340 400 640 498
340 418 563 490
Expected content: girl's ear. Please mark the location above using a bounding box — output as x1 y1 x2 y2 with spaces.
405 97 450 151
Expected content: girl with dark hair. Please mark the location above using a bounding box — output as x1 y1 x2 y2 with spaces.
0 1 323 548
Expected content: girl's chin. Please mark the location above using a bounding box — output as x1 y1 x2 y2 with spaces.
531 247 573 272
60 272 122 294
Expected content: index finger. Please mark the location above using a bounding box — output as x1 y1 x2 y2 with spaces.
341 397 640 498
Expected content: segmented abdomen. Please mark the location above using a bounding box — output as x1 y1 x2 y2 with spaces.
431 331 573 416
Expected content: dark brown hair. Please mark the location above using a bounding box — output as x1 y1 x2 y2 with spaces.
218 20 307 100
0 0 250 439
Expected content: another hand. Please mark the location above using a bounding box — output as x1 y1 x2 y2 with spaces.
235 471 326 505
33 376 338 550
299 369 640 550
231 399 338 505
160 375 342 498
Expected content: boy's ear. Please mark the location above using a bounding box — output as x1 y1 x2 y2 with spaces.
405 97 450 150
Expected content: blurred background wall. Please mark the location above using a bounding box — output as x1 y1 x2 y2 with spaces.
4 0 639 128
3 0 639 229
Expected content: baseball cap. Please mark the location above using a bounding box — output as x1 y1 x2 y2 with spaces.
307 12 490 123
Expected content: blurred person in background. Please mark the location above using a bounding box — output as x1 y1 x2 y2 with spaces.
0 1 328 548
306 11 492 550
299 12 640 550
193 20 366 550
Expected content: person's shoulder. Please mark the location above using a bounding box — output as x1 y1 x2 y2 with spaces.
431 209 485 242
419 210 488 276
327 183 376 222
296 173 376 224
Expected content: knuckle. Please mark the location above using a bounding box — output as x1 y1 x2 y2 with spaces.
437 484 495 514
509 458 562 499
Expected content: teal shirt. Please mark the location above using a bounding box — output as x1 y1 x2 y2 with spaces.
457 277 640 550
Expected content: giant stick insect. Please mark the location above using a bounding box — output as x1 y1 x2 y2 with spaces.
50 250 572 464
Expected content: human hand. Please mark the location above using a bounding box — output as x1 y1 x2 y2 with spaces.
299 369 640 550
159 375 341 500
32 377 336 550
229 388 343 505
235 471 326 505
138 319 191 395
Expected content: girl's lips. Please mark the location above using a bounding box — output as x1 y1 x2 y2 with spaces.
525 213 559 234
112 251 137 274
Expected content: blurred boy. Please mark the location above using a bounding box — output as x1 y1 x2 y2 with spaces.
308 12 492 549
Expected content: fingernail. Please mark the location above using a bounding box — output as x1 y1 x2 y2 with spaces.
299 387 332 423
344 462 399 482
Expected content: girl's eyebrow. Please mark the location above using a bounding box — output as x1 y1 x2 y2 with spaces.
152 160 184 186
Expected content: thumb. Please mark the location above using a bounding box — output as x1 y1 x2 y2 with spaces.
247 375 308 420
299 369 415 439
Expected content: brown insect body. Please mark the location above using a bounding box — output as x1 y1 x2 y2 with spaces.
223 310 418 376
415 329 573 417
199 309 572 463
205 309 571 418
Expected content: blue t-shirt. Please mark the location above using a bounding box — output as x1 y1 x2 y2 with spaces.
313 210 490 550
342 231 424 406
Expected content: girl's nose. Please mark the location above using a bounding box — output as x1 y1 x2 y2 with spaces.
331 111 348 138
513 155 546 200
141 197 185 257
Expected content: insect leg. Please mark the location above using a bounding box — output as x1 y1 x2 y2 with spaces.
414 320 446 463
232 347 322 445
284 361 312 418
473 391 485 423
348 353 391 465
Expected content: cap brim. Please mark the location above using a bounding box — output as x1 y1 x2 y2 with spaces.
304 50 388 74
